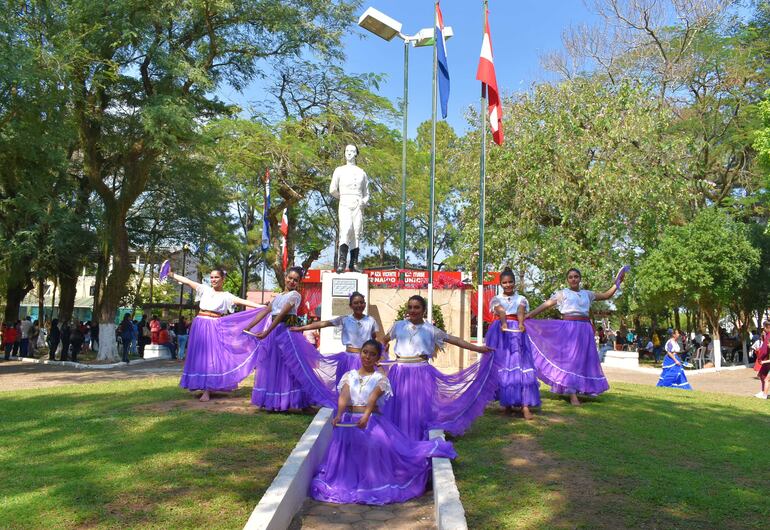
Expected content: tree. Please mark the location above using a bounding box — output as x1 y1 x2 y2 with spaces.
634 208 760 367
22 0 360 360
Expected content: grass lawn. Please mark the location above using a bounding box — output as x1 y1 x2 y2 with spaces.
454 382 770 529
0 377 311 528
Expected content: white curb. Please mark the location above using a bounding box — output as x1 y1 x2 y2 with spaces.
244 407 333 530
429 429 468 530
7 356 159 370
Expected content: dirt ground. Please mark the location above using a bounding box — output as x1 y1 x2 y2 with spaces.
602 365 761 396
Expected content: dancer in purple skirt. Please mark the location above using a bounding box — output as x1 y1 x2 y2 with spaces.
485 267 540 419
244 267 310 411
167 267 264 402
382 295 495 441
290 291 381 385
311 340 456 505
525 267 623 405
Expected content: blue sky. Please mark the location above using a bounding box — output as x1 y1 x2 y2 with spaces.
220 0 600 138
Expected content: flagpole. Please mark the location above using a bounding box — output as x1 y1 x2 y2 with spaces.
427 0 439 323
477 1 488 345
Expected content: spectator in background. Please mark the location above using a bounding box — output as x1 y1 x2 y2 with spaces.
60 320 71 361
703 336 714 363
48 319 61 361
69 321 84 363
19 316 33 357
174 317 188 360
3 322 17 360
150 315 161 345
138 315 149 358
28 320 39 358
12 321 21 357
158 322 177 359
130 319 138 355
118 314 133 364
90 320 99 352
652 330 662 363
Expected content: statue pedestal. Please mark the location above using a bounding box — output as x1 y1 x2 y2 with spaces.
144 344 172 360
319 272 369 354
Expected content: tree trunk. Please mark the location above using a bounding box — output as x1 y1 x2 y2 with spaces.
4 270 33 323
706 309 722 370
37 278 45 324
57 268 78 324
673 307 681 332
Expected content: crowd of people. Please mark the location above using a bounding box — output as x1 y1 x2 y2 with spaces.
0 313 191 363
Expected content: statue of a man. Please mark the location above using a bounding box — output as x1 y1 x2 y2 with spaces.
329 144 369 273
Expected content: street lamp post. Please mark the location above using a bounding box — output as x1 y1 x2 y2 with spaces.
178 244 189 319
357 8 451 270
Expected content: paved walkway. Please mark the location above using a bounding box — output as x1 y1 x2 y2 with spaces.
603 365 760 396
0 359 182 392
289 494 434 530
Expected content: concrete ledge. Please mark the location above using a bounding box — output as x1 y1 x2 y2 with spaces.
602 350 639 369
144 344 172 360
688 364 747 376
429 429 467 530
7 355 156 370
244 407 333 530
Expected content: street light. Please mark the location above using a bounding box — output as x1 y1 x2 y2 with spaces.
357 7 452 270
178 244 189 319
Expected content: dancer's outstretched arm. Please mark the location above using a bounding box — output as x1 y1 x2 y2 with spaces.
244 304 272 332
167 271 202 290
231 296 264 309
593 283 619 301
517 303 527 332
253 303 293 339
290 320 334 333
526 299 556 320
444 335 493 354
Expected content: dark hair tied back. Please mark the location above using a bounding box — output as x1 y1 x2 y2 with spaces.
211 267 227 277
408 295 427 311
349 291 365 303
567 267 582 279
500 267 515 282
361 339 382 357
287 266 305 279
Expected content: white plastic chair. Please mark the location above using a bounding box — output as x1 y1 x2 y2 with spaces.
692 346 705 369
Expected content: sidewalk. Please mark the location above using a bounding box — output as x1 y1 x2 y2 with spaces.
603 365 760 397
0 359 182 392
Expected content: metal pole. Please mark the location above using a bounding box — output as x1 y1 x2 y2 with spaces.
477 2 488 345
178 247 186 319
261 254 266 304
400 40 409 270
427 3 438 323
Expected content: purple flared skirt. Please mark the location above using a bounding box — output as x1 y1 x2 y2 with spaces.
251 323 313 410
382 352 498 441
525 319 609 396
486 320 542 407
179 309 265 392
311 412 456 505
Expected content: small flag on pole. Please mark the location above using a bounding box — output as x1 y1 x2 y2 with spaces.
476 7 504 145
261 169 271 252
436 2 450 119
280 209 289 271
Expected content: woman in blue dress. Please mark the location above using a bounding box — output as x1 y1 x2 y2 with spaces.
656 329 692 390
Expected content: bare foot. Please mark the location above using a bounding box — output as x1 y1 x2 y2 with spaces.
569 393 581 406
199 391 210 402
522 406 534 420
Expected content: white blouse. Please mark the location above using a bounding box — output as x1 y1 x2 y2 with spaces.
550 288 595 316
338 369 392 410
489 293 529 315
271 291 302 316
665 338 681 354
388 320 448 359
329 315 380 348
196 284 237 314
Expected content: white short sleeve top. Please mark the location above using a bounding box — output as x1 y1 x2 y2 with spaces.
329 315 380 348
388 320 448 358
196 284 237 314
271 291 302 316
489 293 529 315
338 369 392 409
550 288 595 316
665 338 681 354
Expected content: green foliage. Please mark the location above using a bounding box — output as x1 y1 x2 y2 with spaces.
634 208 760 325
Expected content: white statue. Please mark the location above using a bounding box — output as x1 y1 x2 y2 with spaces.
329 144 369 273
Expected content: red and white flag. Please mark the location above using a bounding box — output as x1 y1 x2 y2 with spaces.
280 209 289 271
476 8 503 146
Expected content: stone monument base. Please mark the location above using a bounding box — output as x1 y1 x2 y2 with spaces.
144 344 172 360
602 349 639 369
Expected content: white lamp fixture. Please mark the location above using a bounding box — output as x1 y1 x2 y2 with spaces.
357 7 403 41
412 26 454 47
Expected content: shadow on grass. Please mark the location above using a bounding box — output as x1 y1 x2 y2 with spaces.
454 383 770 529
0 378 312 528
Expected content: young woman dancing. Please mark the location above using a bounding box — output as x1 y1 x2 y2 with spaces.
525 267 626 405
656 329 692 390
166 266 264 402
244 266 311 411
485 267 541 419
310 340 456 505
